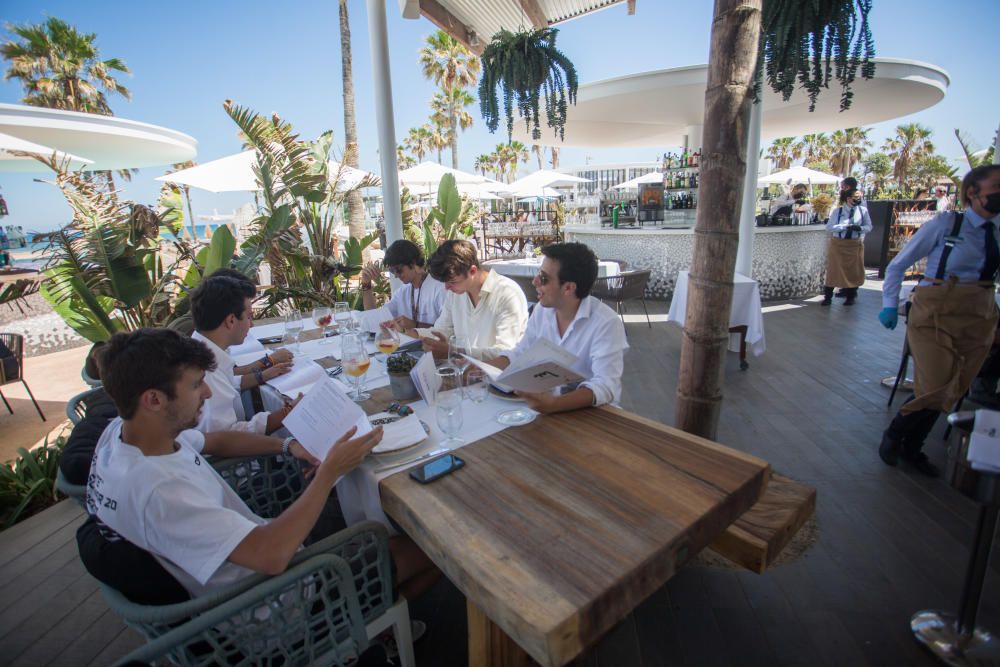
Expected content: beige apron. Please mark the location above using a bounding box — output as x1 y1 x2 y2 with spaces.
903 278 999 415
825 237 865 287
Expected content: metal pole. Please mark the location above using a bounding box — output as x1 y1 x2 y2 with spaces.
956 477 999 636
735 100 762 278
366 0 402 247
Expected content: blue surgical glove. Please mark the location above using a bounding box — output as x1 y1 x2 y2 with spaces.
878 307 898 330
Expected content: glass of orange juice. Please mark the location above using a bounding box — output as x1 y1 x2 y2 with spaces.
341 333 371 401
375 324 400 358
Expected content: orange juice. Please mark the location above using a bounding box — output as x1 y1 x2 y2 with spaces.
344 360 370 377
377 341 399 354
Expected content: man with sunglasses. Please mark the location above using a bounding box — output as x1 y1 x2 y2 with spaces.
361 240 446 331
489 242 627 414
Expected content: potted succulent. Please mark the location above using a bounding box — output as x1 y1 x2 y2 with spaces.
386 352 420 400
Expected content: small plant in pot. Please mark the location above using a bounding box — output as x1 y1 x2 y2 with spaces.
386 352 420 401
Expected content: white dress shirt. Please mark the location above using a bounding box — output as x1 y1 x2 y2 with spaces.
193 331 269 434
505 296 628 406
432 269 528 361
385 275 446 325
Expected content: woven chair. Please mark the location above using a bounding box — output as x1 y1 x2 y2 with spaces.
95 453 414 667
591 270 652 328
0 332 45 420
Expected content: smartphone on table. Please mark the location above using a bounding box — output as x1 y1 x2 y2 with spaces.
409 453 464 484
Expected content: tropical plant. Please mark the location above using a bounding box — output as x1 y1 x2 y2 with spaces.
404 126 433 163
756 0 875 111
478 27 578 142
1 16 131 115
419 30 480 169
810 193 835 220
910 154 959 189
397 145 416 170
765 137 800 170
473 153 493 176
882 123 935 193
955 129 996 170
419 174 477 256
497 141 530 183
0 433 67 530
430 88 476 168
425 121 448 165
829 127 872 177
532 144 547 170
550 146 560 169
164 161 200 241
862 152 894 194
794 133 831 165
338 0 366 242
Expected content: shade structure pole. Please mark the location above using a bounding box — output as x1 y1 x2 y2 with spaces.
735 99 762 278
366 0 402 247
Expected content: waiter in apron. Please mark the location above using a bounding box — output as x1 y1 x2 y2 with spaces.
879 165 1000 476
822 187 872 306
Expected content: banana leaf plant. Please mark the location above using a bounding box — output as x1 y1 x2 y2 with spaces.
421 173 478 256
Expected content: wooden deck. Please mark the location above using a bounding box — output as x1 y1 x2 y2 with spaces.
2 284 999 666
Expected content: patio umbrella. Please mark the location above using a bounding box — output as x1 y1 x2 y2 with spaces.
509 169 592 192
514 186 563 200
758 165 839 186
398 162 490 191
612 172 664 190
0 131 94 171
157 150 377 193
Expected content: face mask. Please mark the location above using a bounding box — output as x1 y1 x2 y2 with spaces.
984 192 1000 216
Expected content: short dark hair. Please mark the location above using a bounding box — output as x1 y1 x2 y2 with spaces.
84 341 106 381
427 240 480 283
384 240 425 268
841 177 858 190
101 328 216 419
961 165 1000 207
541 242 599 298
839 187 859 204
207 267 254 284
190 276 255 332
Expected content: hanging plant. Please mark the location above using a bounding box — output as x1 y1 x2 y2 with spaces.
756 0 876 112
478 27 578 143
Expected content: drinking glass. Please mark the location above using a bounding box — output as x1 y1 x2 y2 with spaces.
375 324 400 359
465 368 488 404
334 301 353 334
284 310 303 354
436 388 464 448
312 306 332 343
448 335 471 371
341 333 371 401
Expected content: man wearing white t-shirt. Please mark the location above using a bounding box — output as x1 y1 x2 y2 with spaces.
87 328 383 596
360 240 446 330
490 242 628 413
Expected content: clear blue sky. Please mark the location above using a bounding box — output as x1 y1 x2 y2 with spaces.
1 0 997 232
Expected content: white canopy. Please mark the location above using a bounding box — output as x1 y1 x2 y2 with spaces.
509 169 592 192
0 130 93 171
612 171 664 190
515 187 563 200
398 161 490 188
758 165 840 186
157 150 376 193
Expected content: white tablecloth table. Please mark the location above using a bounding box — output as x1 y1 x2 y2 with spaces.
667 271 766 358
487 257 621 278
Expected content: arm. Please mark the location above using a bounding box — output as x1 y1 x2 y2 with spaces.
237 361 292 390
859 207 873 235
518 387 596 414
577 319 627 406
201 429 315 468
826 207 849 233
228 426 383 575
882 215 948 309
360 263 381 311
233 349 293 376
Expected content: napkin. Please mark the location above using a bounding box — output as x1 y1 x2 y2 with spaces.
969 410 1000 472
372 414 427 453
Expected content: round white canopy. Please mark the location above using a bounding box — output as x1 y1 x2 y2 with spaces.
0 103 196 171
758 165 840 186
0 130 93 171
514 58 949 148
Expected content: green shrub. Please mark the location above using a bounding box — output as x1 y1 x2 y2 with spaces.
0 435 67 530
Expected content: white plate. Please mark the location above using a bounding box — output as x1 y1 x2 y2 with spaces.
369 412 430 454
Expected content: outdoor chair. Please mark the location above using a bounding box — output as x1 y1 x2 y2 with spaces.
591 270 652 328
506 274 538 308
90 452 415 667
56 468 88 509
66 386 107 425
0 279 39 315
603 258 630 272
0 332 45 421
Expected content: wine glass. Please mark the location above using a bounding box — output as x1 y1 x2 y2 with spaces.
436 382 464 448
341 333 370 401
448 335 471 370
465 368 488 404
284 310 303 354
334 301 353 334
312 306 332 343
375 324 400 360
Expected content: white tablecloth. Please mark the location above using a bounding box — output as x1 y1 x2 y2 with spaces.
667 271 766 356
336 391 520 530
487 258 621 278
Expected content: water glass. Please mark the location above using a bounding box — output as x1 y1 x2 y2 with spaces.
465 368 488 403
312 306 332 343
341 333 370 401
448 335 470 370
334 301 353 334
436 364 462 395
284 310 303 354
436 390 464 447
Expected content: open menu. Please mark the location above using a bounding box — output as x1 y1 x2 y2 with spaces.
283 378 372 460
265 359 327 397
463 338 584 393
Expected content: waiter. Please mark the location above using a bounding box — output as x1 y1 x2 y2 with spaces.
822 187 871 306
879 165 1000 476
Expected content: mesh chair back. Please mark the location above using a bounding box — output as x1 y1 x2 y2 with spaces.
619 270 652 300
214 454 307 520
590 274 624 301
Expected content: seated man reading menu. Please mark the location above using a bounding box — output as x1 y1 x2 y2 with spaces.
489 242 627 414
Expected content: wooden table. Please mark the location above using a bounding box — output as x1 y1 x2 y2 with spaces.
378 405 770 666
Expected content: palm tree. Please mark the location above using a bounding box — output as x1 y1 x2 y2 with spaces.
862 152 893 194
829 127 872 177
419 30 480 169
497 141 529 183
404 126 432 163
882 123 935 192
550 147 560 170
1 17 131 115
425 121 448 164
397 145 416 170
473 154 492 176
168 161 199 241
794 133 831 165
430 88 475 167
486 151 504 181
765 137 800 170
532 144 548 170
338 0 365 242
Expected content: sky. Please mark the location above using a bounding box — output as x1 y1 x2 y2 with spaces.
0 0 997 233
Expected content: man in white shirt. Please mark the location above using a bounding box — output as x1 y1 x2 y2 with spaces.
489 242 628 413
87 327 384 596
190 277 294 434
934 185 953 212
360 240 446 331
423 239 528 361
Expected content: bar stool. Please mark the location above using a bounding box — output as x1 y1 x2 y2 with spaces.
911 411 1000 664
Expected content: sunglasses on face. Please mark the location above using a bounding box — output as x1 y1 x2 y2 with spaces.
535 271 553 285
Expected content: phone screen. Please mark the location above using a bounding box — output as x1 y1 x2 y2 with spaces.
410 454 464 483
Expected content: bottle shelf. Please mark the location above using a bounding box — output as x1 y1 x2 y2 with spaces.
661 165 701 172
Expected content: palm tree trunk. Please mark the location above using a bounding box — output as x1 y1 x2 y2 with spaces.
183 185 198 241
339 0 366 243
675 0 762 440
450 110 459 169
550 147 560 169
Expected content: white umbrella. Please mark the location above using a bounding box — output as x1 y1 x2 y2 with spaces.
612 171 664 190
758 165 839 186
0 130 93 171
509 169 592 191
514 186 563 200
157 150 376 193
398 161 490 189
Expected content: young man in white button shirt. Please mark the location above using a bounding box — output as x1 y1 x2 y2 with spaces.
360 240 446 330
423 239 528 361
490 242 628 413
191 277 295 434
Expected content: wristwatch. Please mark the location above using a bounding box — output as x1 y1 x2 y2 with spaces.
260 354 273 369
